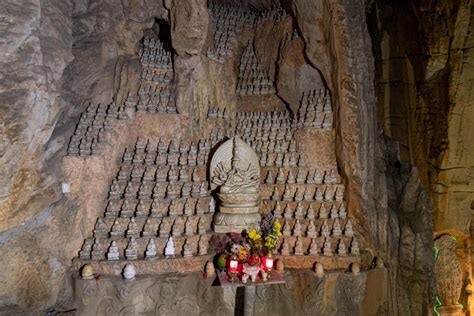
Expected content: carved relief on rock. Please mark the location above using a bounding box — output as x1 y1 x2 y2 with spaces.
434 234 463 314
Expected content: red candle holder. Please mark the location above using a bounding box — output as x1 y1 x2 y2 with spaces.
226 257 239 282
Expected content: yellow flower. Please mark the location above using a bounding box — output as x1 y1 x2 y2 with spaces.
276 230 282 237
248 229 261 240
273 221 281 230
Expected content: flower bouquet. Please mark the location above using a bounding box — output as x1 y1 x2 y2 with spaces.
211 214 282 283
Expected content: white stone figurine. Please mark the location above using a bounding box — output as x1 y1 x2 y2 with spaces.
332 219 342 236
323 238 333 256
198 236 208 255
125 237 138 260
145 238 157 260
337 239 347 256
123 263 136 281
314 262 324 277
107 241 120 260
182 239 193 257
309 238 319 255
294 236 304 255
350 237 360 255
165 236 175 257
344 219 354 237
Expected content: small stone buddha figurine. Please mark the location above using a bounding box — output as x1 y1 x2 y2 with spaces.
122 148 133 164
273 201 282 218
276 168 285 183
294 236 304 255
280 238 290 256
198 236 208 255
159 219 170 238
192 168 200 182
121 213 136 236
125 237 138 260
117 167 129 181
289 154 298 167
199 182 208 197
145 238 157 260
182 239 193 257
294 187 304 202
93 218 109 237
179 168 189 182
79 240 93 259
265 170 275 184
323 238 333 256
123 263 136 282
306 220 317 238
350 237 360 255
120 199 133 218
351 262 360 275
171 219 182 237
191 183 200 197
344 219 354 237
165 236 175 258
166 182 179 199
183 199 194 216
107 241 120 260
198 217 207 235
109 180 122 199
105 201 118 218
314 187 324 201
335 186 344 201
283 203 293 219
294 202 304 219
330 205 339 219
110 218 123 237
332 219 342 236
324 186 334 201
142 218 156 237
181 183 192 198
309 238 319 255
319 204 328 219
208 197 216 213
271 187 280 201
135 200 148 217
339 203 347 219
313 169 322 184
91 238 103 260
168 166 179 182
293 219 303 237
150 199 162 218
303 187 313 201
296 169 306 184
306 204 315 220
282 221 292 236
314 262 324 277
337 239 347 256
168 200 178 217
286 170 295 184
184 218 194 236
321 220 330 237
283 186 292 201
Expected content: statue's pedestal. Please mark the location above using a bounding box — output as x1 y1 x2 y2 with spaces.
213 206 261 233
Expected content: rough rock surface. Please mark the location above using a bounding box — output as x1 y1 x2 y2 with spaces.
2 0 471 314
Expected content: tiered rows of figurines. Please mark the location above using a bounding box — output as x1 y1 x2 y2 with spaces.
234 89 360 259
236 43 276 96
206 0 257 63
135 35 176 113
67 102 129 156
78 132 229 263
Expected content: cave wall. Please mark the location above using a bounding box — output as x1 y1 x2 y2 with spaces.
368 0 473 312
0 0 452 314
